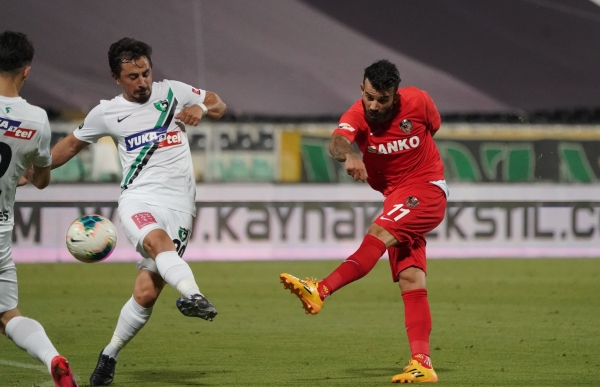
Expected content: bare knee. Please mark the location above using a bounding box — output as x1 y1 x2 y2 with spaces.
133 270 165 308
142 229 176 259
398 266 426 292
0 308 21 336
133 287 160 308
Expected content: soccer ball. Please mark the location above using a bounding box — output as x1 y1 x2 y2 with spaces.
65 215 117 263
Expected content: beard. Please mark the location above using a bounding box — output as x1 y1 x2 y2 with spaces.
130 88 151 104
364 104 395 124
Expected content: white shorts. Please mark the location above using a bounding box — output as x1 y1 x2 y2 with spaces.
0 267 18 313
118 198 194 274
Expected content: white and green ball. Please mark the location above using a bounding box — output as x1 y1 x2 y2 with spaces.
65 215 117 263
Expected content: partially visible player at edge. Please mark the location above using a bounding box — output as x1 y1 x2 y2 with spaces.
280 59 447 383
50 38 226 386
0 31 79 387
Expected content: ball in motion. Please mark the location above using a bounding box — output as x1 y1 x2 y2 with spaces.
65 215 117 263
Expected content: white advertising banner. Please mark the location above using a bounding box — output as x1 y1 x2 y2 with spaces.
11 183 600 263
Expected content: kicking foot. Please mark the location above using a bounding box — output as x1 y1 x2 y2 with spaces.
391 359 438 383
51 356 79 387
279 273 324 315
89 351 116 386
176 294 218 321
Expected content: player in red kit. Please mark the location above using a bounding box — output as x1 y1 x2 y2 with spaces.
280 60 447 383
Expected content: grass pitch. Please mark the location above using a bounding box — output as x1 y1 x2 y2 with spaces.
0 258 599 386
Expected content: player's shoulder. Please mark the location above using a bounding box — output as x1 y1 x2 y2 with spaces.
164 79 201 95
399 86 434 105
399 86 429 97
10 99 48 124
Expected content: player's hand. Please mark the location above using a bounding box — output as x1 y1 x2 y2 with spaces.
345 155 368 182
17 166 33 187
175 105 204 126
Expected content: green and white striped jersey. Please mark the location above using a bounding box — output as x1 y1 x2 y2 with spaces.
74 80 205 215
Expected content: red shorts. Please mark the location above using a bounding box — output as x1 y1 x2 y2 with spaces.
373 183 447 282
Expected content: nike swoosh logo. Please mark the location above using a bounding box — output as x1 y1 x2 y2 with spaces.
117 114 132 123
70 238 84 243
379 216 393 221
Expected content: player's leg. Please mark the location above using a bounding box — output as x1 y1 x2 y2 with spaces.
389 243 437 383
90 269 163 386
119 200 216 321
141 209 217 320
390 185 446 383
280 223 394 314
143 228 202 298
0 267 78 386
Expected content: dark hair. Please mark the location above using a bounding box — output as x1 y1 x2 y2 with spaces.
0 31 34 74
363 59 401 91
108 38 152 77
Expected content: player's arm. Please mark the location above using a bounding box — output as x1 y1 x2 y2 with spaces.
175 91 227 126
50 133 90 169
329 133 367 182
25 165 51 189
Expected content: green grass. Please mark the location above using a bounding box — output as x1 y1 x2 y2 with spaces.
0 259 599 386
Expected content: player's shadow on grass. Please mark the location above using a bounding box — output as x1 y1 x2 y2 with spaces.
130 369 231 386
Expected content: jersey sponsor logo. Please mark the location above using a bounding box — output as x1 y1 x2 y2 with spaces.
400 119 413 134
371 135 420 155
0 118 36 140
158 131 183 148
154 99 169 112
337 123 356 132
125 127 183 151
131 212 157 229
192 87 201 95
5 107 11 114
0 118 21 132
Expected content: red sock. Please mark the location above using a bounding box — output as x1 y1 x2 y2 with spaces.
402 288 432 367
320 234 386 299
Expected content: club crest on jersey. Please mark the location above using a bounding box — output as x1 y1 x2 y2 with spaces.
337 123 355 132
400 119 413 134
192 87 201 95
125 127 183 151
154 99 169 112
404 196 419 208
0 118 36 140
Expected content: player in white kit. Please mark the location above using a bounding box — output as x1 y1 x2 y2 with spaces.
50 38 226 386
0 31 79 387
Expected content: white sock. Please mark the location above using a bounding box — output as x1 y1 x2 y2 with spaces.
155 251 200 297
102 297 152 360
5 316 59 374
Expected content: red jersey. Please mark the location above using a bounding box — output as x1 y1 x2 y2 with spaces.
333 86 445 197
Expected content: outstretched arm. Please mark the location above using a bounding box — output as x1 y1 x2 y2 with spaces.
175 91 227 126
51 133 90 169
329 133 367 182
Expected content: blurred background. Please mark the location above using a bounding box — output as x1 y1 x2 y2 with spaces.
5 0 600 261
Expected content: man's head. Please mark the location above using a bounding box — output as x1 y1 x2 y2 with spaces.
108 38 153 103
0 31 34 85
361 59 401 123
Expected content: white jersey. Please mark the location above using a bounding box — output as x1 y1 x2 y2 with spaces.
0 96 52 269
74 80 206 215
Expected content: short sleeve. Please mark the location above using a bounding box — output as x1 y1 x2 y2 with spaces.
333 106 364 143
422 91 441 133
32 115 52 168
168 80 206 107
73 104 109 144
